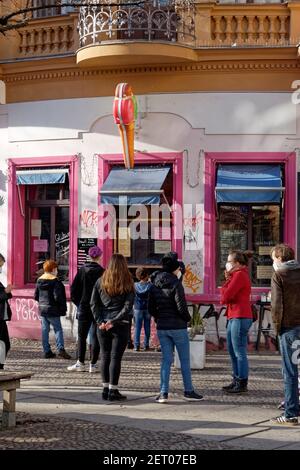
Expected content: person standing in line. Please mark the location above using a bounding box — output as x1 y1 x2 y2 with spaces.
133 267 152 352
270 244 300 426
90 254 135 401
149 252 204 403
221 250 253 394
34 260 71 359
68 246 104 373
0 254 12 370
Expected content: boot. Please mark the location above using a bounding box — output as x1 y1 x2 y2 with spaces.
225 378 248 394
108 389 127 401
222 376 238 392
102 387 109 401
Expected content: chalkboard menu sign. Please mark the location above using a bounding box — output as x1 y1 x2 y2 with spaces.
77 238 98 268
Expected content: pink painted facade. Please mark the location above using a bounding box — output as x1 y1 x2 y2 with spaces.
7 156 79 339
201 152 297 304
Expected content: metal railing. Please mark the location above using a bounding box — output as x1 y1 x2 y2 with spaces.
78 0 195 47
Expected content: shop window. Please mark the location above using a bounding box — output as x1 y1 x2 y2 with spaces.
217 205 281 287
101 164 173 269
25 177 70 283
215 164 284 287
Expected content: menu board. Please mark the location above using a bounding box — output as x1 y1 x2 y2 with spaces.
77 238 98 267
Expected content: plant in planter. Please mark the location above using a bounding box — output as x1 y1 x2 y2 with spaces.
188 308 206 340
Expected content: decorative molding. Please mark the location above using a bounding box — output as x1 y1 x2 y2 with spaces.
3 60 300 83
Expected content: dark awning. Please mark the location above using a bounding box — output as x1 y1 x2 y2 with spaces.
100 167 170 205
216 164 284 204
16 169 68 185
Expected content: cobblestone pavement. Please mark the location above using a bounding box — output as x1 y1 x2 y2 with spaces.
0 339 287 450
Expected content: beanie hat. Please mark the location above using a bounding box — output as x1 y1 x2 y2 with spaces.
88 246 103 259
161 252 180 273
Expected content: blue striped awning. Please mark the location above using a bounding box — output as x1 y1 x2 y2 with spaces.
216 164 284 204
16 169 68 185
100 167 170 205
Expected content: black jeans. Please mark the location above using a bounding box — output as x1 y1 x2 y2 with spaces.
78 318 100 365
97 323 128 386
0 320 10 366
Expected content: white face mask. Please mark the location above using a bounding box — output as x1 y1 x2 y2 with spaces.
225 262 233 272
0 266 2 274
177 271 182 280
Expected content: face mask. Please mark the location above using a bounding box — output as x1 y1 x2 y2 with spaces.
0 267 2 274
177 271 182 280
225 262 233 272
53 269 58 277
273 262 281 272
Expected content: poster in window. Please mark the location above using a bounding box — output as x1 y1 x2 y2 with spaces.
118 228 131 257
33 239 48 252
258 246 274 256
31 219 42 238
257 266 273 280
77 238 98 268
154 240 172 254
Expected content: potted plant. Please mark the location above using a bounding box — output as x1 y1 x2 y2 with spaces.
174 307 206 370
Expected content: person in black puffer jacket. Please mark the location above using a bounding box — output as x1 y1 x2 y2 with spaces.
68 246 104 373
90 254 135 402
149 252 204 403
0 253 12 370
34 259 71 359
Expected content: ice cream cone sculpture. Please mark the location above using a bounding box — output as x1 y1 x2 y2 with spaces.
113 83 138 169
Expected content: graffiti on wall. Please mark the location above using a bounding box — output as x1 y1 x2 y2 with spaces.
183 263 202 293
14 298 41 322
80 209 99 237
183 207 202 252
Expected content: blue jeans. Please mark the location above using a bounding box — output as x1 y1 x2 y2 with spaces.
157 329 193 394
227 318 252 380
279 326 300 419
41 316 64 353
134 310 151 348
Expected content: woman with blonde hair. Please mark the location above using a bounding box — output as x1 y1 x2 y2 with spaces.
91 254 135 401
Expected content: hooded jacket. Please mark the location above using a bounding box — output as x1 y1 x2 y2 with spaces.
90 278 135 325
71 262 104 320
0 282 12 322
134 281 152 311
148 271 191 330
220 266 252 320
34 273 67 317
271 260 300 335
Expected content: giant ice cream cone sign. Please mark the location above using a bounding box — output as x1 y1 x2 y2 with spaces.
113 83 137 169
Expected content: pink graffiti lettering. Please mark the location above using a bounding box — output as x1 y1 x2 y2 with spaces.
80 210 99 229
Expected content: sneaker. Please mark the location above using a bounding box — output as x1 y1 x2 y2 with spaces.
183 390 204 401
142 346 150 351
67 360 85 372
57 349 71 360
155 392 168 404
108 389 127 401
102 387 109 401
133 346 140 352
271 415 298 426
89 363 98 373
44 351 56 359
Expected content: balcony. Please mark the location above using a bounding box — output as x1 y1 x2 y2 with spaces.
76 0 197 66
3 1 299 64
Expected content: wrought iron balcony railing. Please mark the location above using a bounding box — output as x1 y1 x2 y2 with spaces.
78 0 196 48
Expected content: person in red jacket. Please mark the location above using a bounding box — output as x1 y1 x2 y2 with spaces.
221 250 253 394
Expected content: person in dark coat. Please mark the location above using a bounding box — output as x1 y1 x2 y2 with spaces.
90 254 135 401
220 250 253 394
68 246 104 373
0 253 12 370
270 244 300 426
149 252 203 403
34 259 71 359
